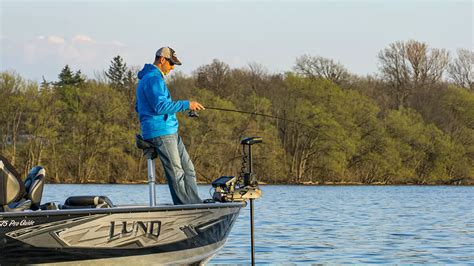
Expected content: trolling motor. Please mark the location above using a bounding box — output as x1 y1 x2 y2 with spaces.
190 112 267 265
211 137 263 202
210 137 263 266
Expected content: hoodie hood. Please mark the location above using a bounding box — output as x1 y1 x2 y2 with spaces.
137 64 160 79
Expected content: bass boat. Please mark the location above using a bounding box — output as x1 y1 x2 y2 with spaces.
0 137 262 264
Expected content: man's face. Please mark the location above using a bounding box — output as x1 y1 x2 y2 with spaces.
160 57 174 75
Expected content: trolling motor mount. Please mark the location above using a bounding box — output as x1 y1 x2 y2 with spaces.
212 137 263 202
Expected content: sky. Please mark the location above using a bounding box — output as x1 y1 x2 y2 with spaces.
0 0 472 82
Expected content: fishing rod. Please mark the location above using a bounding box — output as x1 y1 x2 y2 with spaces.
188 107 320 131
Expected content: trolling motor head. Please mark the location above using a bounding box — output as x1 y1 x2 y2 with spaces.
212 137 263 202
240 137 262 145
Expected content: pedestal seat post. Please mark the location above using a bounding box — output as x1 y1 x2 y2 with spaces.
136 135 158 206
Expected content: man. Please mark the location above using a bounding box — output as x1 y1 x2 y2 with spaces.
136 47 204 205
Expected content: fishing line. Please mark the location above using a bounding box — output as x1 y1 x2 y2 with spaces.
189 107 320 131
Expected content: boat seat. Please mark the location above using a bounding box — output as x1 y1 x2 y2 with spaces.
2 199 32 212
24 166 46 210
0 155 45 212
60 196 114 209
136 134 157 160
0 158 31 212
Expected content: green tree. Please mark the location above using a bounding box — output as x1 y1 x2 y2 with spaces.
280 75 357 183
106 55 127 90
383 108 468 184
2 45 473 185
56 65 85 87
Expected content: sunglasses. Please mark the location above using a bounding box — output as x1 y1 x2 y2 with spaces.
165 58 175 66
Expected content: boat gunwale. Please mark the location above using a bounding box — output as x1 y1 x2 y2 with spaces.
0 202 246 218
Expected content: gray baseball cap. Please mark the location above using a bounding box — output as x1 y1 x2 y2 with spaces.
156 47 182 65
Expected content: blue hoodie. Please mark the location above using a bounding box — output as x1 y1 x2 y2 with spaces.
136 64 190 139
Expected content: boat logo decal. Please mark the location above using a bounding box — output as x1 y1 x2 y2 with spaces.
0 219 35 227
108 220 162 242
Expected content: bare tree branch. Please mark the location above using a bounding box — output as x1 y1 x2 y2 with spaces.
377 40 450 109
294 54 349 85
448 48 473 90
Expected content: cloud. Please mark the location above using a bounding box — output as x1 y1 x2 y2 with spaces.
1 34 130 80
72 34 95 44
17 34 126 63
47 36 65 44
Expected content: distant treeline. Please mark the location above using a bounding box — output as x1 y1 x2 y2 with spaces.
1 40 473 185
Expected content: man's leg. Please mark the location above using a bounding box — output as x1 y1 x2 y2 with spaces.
177 135 202 204
151 134 196 205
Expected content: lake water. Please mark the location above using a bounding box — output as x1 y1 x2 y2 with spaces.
42 185 474 264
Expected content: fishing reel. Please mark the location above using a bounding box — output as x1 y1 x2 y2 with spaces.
211 137 263 202
187 110 199 118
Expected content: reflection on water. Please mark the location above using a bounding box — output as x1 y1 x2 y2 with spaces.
43 185 474 264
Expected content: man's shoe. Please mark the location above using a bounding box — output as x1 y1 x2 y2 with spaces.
202 199 215 204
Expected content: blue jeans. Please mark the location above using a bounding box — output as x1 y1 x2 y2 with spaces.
149 134 202 205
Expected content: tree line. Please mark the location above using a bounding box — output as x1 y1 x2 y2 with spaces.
1 40 472 185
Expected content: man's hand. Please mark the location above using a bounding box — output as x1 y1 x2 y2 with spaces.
190 101 205 111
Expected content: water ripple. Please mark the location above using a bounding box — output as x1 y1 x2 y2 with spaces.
42 185 474 264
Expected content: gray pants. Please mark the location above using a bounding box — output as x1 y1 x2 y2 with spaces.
149 133 202 205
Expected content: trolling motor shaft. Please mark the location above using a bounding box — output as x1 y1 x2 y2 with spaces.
241 137 262 266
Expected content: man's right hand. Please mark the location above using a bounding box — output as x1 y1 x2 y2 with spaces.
190 101 205 111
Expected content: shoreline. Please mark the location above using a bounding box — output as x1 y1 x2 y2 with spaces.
44 181 474 186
